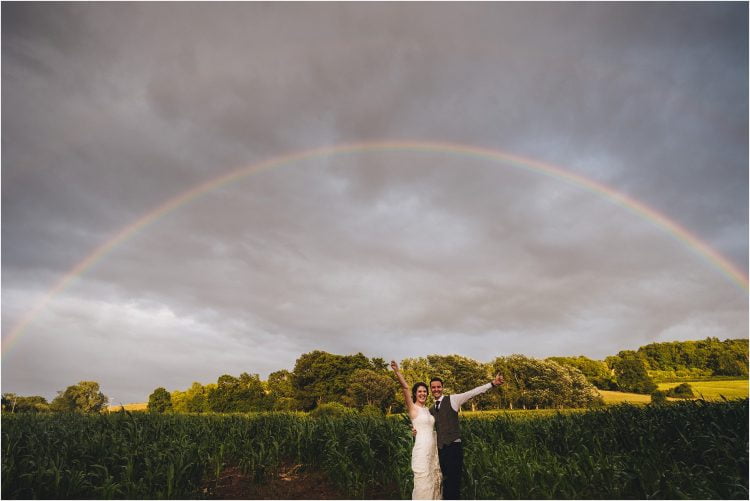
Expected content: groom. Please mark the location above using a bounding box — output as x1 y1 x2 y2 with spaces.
430 373 504 499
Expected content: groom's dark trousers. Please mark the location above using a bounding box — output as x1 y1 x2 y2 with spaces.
438 442 463 500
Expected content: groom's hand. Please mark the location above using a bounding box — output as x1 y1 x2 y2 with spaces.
412 427 417 437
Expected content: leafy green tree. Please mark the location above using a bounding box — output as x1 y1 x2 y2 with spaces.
188 382 213 412
547 356 617 390
208 374 239 412
608 352 657 394
344 368 396 411
291 351 372 410
147 387 173 413
1 393 19 413
370 357 389 370
267 370 294 398
634 338 748 377
172 382 213 413
267 369 300 411
490 355 602 409
1 393 50 413
711 349 747 376
50 381 108 413
563 364 606 408
21 395 50 413
208 373 268 413
400 357 434 389
171 389 187 412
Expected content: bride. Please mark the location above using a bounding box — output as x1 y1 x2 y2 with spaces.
391 360 442 500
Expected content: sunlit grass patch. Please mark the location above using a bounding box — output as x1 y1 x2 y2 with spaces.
658 379 748 400
598 389 653 404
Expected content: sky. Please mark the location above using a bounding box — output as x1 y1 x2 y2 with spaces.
2 2 747 405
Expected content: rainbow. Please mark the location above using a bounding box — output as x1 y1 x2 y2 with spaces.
3 140 747 354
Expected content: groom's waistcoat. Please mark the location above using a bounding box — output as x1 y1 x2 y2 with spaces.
431 396 461 449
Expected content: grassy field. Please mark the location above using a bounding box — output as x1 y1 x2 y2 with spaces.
658 379 748 400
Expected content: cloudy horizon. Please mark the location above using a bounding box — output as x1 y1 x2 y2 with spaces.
2 2 747 404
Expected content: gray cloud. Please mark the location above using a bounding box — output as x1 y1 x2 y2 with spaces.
2 3 746 404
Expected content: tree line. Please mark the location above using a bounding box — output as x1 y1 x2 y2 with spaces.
632 338 748 378
3 337 746 414
2 381 107 414
145 352 604 414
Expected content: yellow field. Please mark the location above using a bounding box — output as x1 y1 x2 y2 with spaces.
598 380 748 405
657 379 748 400
598 390 653 404
107 402 148 412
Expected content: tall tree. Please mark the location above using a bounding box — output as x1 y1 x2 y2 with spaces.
370 357 389 370
491 355 602 409
608 352 657 394
400 357 434 389
267 370 294 398
267 370 300 410
1 393 19 413
292 351 372 410
208 373 268 412
547 356 617 390
147 387 173 413
172 382 213 413
344 368 396 411
171 388 188 412
50 381 108 413
1 393 50 413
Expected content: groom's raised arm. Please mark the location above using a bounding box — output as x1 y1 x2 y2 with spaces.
449 374 504 411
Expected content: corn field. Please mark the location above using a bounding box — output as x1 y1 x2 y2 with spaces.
2 399 747 499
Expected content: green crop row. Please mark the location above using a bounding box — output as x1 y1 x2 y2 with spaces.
2 399 747 499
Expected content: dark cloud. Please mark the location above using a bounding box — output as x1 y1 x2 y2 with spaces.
2 3 746 403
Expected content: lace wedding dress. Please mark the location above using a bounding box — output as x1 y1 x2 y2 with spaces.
411 406 442 500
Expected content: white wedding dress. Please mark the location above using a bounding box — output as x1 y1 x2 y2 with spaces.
411 406 442 500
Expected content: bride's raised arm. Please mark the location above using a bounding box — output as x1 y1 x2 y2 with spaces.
390 360 417 419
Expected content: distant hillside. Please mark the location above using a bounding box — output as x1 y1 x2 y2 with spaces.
621 338 747 377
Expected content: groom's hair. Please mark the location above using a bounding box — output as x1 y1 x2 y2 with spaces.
411 382 428 403
429 377 443 385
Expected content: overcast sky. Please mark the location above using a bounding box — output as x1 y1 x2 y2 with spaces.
2 2 747 405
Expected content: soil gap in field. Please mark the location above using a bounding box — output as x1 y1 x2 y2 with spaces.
205 461 349 499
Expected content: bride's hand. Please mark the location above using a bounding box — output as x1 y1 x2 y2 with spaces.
390 360 400 372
